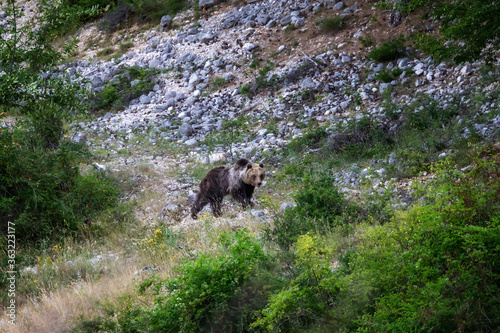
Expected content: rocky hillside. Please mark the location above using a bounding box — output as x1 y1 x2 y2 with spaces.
1 0 499 331
61 0 499 221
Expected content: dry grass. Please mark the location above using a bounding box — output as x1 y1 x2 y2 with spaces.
2 262 137 333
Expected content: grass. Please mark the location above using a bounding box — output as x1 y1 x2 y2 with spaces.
96 47 115 58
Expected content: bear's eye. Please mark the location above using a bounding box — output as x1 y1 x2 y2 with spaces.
252 175 256 180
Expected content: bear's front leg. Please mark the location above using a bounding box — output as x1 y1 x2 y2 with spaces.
242 185 255 209
191 193 209 219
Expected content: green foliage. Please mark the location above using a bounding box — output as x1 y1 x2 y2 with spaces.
287 126 327 155
211 77 227 90
239 84 251 96
0 125 119 243
90 66 158 113
355 156 500 331
252 234 341 332
369 36 406 62
375 68 403 82
264 174 359 249
125 0 187 22
0 1 121 299
315 15 347 32
121 231 268 332
69 0 187 30
408 0 500 63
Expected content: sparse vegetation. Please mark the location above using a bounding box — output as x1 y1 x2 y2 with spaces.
369 35 406 62
315 15 347 32
90 66 158 113
359 34 375 47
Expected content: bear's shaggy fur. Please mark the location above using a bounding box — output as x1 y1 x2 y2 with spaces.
191 158 265 219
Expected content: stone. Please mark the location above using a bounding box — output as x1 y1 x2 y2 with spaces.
280 202 295 212
164 98 176 108
460 64 473 75
189 73 200 85
139 95 152 104
379 83 392 94
251 209 265 219
243 43 258 52
266 19 277 28
160 15 172 31
184 138 199 147
71 132 87 145
280 15 293 25
256 13 271 25
333 1 345 11
199 32 216 44
223 73 235 81
199 0 219 8
179 124 194 137
149 58 161 68
301 77 316 90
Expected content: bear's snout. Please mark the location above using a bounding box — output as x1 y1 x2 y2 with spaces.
257 182 262 187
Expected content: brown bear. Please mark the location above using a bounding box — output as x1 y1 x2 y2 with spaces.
191 158 265 219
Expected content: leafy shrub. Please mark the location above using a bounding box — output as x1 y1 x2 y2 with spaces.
315 16 346 32
369 36 406 62
253 234 341 331
0 124 119 243
122 231 269 332
355 156 500 331
96 47 115 58
265 175 359 249
211 77 226 89
200 115 251 152
326 116 393 160
239 84 251 95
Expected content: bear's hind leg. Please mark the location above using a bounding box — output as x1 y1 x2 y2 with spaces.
209 196 223 217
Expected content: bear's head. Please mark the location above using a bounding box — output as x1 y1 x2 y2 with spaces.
244 163 265 187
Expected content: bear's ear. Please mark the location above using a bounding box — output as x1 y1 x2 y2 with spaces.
246 163 253 169
259 163 264 168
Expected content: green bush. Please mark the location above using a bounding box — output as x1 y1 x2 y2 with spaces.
264 175 359 249
355 156 500 331
252 234 342 332
359 34 375 47
369 36 406 62
121 231 269 332
0 124 119 243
